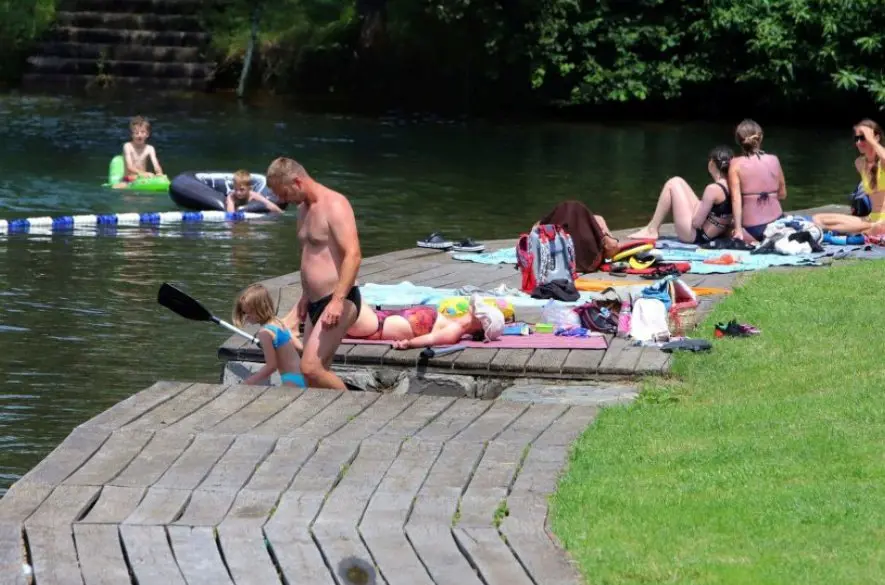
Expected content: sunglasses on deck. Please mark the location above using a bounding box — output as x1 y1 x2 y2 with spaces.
856 134 866 143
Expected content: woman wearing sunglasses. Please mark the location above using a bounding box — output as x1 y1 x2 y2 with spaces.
813 119 885 236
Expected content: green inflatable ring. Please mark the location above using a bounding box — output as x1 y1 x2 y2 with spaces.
105 155 170 193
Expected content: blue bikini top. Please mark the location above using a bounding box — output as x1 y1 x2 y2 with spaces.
263 323 293 349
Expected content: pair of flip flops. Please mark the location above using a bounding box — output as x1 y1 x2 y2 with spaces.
417 232 485 253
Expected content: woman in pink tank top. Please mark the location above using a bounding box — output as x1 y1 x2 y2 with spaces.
728 119 787 242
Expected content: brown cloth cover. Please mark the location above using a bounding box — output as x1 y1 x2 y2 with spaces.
537 200 606 273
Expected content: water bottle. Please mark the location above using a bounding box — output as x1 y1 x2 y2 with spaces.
617 295 632 338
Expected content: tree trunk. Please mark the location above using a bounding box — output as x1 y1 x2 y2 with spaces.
357 0 387 49
236 5 261 98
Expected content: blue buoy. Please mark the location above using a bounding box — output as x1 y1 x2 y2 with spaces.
52 216 74 229
8 219 30 232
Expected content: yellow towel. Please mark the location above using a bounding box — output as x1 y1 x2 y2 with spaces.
576 278 731 296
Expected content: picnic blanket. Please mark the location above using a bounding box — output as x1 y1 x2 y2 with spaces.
343 333 607 350
655 248 821 273
450 237 885 271
359 281 598 307
452 244 819 273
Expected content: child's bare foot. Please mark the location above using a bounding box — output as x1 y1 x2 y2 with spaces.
628 226 658 240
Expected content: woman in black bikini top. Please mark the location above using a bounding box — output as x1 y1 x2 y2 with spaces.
628 145 735 244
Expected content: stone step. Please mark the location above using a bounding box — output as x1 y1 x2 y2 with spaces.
55 11 202 32
39 42 202 63
22 73 209 92
27 56 214 79
51 26 209 47
63 0 202 15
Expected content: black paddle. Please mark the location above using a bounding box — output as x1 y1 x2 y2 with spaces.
157 282 258 345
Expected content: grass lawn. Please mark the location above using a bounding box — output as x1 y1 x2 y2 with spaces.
550 260 885 585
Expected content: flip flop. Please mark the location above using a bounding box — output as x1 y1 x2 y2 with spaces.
661 338 712 353
452 238 485 253
417 232 454 250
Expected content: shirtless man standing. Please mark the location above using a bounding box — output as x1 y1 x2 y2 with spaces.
267 157 362 390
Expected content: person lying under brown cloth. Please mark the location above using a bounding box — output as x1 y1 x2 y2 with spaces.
534 200 620 272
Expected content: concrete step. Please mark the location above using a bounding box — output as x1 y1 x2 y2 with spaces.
51 26 209 47
63 0 202 15
27 56 214 79
21 73 209 92
55 11 202 32
39 42 202 63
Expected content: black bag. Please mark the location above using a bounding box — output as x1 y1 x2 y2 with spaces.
574 289 621 334
850 182 872 217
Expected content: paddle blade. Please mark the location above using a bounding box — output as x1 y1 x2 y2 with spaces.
157 283 215 322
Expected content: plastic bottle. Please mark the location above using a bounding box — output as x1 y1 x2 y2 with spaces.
617 294 632 338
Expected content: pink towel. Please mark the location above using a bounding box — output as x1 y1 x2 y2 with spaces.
343 333 607 350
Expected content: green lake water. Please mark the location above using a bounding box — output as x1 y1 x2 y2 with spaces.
0 92 859 492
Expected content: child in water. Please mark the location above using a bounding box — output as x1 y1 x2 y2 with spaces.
113 115 166 189
225 169 284 214
233 284 305 387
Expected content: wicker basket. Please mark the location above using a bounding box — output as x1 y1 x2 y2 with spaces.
666 279 700 336
668 301 699 336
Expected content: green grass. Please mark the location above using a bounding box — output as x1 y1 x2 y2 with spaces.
550 261 885 585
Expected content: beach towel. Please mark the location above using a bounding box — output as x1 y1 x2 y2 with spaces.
452 247 517 264
655 248 821 273
343 333 608 350
575 278 731 296
359 281 599 308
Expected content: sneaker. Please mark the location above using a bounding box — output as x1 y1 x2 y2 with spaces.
714 319 760 338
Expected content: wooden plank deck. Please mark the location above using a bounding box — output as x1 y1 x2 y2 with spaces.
220 204 847 380
0 382 597 584
218 245 709 379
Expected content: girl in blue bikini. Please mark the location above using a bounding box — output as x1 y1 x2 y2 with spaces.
233 284 306 387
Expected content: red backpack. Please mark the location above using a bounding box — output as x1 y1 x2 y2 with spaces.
516 224 577 293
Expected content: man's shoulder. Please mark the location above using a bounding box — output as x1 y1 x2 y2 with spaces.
326 188 353 211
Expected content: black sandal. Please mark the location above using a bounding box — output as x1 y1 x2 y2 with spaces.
452 237 485 253
417 232 454 250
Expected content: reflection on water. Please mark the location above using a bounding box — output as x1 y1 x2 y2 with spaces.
0 92 859 492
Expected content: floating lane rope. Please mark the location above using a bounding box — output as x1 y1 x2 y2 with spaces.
0 210 266 235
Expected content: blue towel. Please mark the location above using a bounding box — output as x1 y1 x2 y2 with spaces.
655 248 821 273
452 247 517 264
654 238 699 251
359 281 597 307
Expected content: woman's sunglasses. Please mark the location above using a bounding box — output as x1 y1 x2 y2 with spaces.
856 134 866 143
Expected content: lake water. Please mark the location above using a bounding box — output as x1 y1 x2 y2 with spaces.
0 92 858 492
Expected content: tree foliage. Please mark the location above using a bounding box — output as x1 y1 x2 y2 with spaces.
0 0 55 83
4 0 885 112
202 0 885 109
